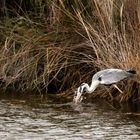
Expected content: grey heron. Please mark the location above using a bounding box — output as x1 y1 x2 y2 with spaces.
73 68 136 104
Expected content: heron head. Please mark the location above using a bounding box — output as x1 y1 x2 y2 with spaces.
78 83 88 93
73 83 88 104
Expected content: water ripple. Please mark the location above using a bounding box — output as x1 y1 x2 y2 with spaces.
0 96 140 140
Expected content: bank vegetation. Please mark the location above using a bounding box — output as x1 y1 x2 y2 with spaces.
0 0 139 102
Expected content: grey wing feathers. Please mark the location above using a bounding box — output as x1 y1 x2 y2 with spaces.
92 69 130 85
92 69 119 80
100 72 127 84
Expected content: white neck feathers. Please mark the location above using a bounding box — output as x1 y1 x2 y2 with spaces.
87 80 100 93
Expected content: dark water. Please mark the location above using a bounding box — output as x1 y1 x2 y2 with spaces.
0 93 140 140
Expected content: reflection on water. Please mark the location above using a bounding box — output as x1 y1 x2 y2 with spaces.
0 93 140 140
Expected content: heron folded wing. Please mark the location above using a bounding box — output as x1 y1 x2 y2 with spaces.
99 70 128 85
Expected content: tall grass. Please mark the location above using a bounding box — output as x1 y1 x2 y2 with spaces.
0 0 139 102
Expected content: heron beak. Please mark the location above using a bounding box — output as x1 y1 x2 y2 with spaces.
73 91 83 104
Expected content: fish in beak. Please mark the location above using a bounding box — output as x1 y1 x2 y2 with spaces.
73 90 83 104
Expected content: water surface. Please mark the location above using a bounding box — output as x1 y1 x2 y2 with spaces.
0 93 140 140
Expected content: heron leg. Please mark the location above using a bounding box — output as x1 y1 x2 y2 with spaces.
113 84 123 94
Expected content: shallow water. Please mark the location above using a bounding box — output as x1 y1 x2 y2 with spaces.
0 94 140 140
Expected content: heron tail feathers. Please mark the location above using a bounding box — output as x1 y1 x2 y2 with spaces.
126 69 136 74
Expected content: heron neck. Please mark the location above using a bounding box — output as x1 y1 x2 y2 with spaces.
87 80 100 93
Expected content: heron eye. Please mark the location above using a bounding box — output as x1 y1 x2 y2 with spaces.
98 77 102 81
83 87 86 93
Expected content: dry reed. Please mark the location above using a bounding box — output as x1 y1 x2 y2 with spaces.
0 0 139 102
